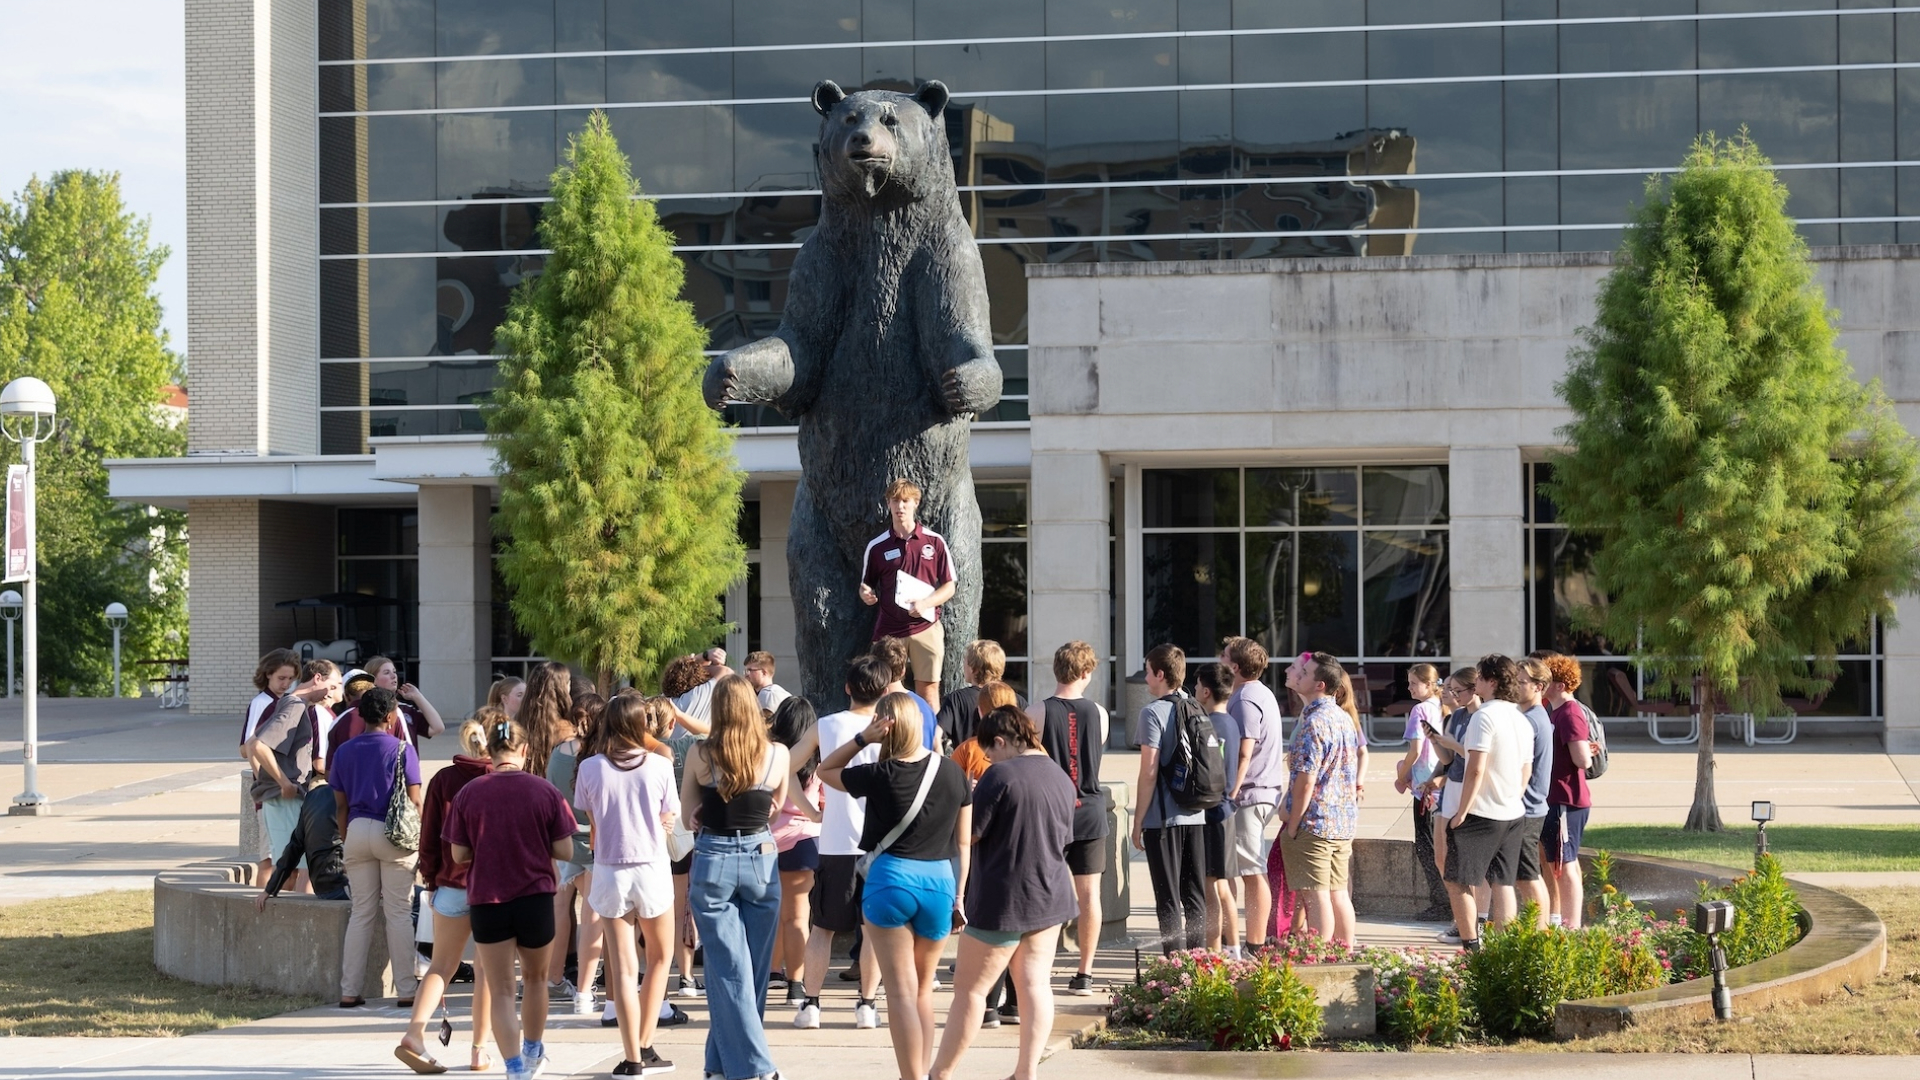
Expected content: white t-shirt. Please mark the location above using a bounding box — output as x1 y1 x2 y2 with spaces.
816 708 880 856
1462 699 1530 821
757 684 793 714
243 690 276 743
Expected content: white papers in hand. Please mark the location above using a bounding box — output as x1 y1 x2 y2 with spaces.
894 570 934 611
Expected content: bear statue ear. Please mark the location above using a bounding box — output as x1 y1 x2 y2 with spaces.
812 80 847 116
914 80 950 120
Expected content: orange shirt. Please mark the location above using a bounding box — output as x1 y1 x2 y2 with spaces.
951 737 991 783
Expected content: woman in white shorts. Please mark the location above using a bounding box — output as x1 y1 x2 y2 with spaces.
575 693 681 1077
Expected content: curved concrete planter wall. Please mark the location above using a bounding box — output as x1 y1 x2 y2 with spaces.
154 861 393 1000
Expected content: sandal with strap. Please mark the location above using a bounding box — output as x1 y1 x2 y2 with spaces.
394 1043 448 1074
470 1045 494 1072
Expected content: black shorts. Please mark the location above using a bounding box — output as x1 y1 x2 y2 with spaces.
778 836 820 874
1515 818 1545 882
809 854 864 933
470 892 556 948
1201 821 1228 882
1444 814 1526 888
671 852 693 876
1065 835 1106 878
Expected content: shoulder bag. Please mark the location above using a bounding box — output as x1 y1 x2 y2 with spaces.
855 754 941 880
384 745 421 851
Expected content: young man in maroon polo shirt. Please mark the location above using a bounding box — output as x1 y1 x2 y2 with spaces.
858 478 956 711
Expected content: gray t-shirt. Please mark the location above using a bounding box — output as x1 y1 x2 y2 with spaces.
1207 707 1244 794
248 695 315 803
1227 679 1288 805
1522 703 1552 819
1139 693 1206 829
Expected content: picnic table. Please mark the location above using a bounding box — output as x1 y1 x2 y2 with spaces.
138 658 188 709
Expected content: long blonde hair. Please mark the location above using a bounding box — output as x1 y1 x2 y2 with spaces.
703 674 769 799
521 660 573 777
875 692 924 760
459 707 503 758
1409 662 1442 703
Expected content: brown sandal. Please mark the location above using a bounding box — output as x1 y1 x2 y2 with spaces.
394 1043 448 1074
470 1045 494 1072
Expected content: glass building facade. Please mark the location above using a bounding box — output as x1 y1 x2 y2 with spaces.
315 1 1920 449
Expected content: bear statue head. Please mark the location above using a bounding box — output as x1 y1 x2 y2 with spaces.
812 80 955 205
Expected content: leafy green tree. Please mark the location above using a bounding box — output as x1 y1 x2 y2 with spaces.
486 113 744 690
1551 134 1920 831
0 171 187 695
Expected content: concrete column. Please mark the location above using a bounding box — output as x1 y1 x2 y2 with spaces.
417 486 491 720
1448 446 1525 661
1885 598 1920 753
1029 450 1112 704
758 481 798 687
187 500 264 715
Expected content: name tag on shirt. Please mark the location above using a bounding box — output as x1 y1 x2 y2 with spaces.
884 549 901 561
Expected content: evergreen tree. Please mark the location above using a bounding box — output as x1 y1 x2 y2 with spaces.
486 113 744 690
0 171 187 695
1551 134 1920 831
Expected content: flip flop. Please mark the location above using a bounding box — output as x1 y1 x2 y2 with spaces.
470 1046 494 1072
394 1044 448 1074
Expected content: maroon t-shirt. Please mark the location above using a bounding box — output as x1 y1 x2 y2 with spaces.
1547 700 1592 809
443 769 576 905
861 522 954 640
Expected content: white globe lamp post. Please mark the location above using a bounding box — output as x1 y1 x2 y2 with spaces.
0 589 19 698
104 602 129 698
2 376 56 816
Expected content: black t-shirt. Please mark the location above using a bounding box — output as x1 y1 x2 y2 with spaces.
1038 696 1108 842
965 753 1077 933
937 684 1029 746
842 754 972 861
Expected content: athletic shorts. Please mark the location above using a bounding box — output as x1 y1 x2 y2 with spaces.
1515 818 1546 882
1445 814 1526 888
810 854 865 933
1278 830 1352 892
1229 803 1276 878
965 925 1025 948
1065 836 1105 877
778 836 820 874
430 885 470 920
1202 819 1229 882
862 853 956 941
1542 804 1591 865
589 861 673 921
670 852 693 876
470 892 557 948
903 621 945 684
260 796 305 871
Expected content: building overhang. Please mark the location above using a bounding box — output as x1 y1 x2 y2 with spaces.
108 425 1033 508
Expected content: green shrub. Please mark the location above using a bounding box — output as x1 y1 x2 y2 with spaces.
1360 946 1471 1045
1464 903 1667 1039
1108 950 1323 1050
1386 972 1466 1046
1713 852 1802 970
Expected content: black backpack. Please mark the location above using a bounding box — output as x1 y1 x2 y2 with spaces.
1158 693 1226 813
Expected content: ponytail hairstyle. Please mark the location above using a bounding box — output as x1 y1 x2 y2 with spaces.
874 692 924 761
1409 662 1442 703
975 704 1042 752
598 693 671 769
520 660 574 777
487 676 524 713
485 716 529 757
571 692 607 759
1331 667 1364 734
459 707 503 758
703 675 771 799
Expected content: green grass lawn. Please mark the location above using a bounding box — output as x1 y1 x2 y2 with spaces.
0 891 319 1036
1583 824 1920 873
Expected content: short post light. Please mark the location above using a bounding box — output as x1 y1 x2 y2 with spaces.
1 375 57 816
1694 899 1738 1021
1751 800 1774 859
0 589 19 698
104 602 128 698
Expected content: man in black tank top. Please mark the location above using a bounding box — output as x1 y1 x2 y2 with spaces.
1025 641 1108 996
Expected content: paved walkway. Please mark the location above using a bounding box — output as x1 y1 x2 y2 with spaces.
3 699 1919 1077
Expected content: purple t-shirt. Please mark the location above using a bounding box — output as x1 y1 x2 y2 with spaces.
574 751 677 866
1228 679 1287 805
444 769 577 905
327 730 420 825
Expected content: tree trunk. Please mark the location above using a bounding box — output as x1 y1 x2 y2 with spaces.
1684 674 1723 832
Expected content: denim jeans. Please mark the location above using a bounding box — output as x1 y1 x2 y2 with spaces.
689 831 781 1080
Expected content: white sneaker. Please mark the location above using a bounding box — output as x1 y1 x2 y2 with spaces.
792 999 820 1029
854 999 879 1029
676 976 704 999
573 988 595 1015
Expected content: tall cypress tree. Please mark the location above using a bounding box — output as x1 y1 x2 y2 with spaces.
487 113 744 690
1551 134 1920 832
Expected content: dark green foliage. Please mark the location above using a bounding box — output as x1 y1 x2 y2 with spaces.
1551 134 1920 718
0 172 186 695
1108 950 1323 1050
1464 902 1666 1040
1704 852 1804 973
486 113 744 686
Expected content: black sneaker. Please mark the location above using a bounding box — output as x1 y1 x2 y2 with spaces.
451 961 475 984
980 1007 1001 1029
837 965 860 982
1000 999 1019 1025
639 1046 675 1075
767 970 788 990
657 1003 690 1028
1066 973 1094 997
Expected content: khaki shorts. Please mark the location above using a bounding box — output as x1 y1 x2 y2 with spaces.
1230 803 1277 878
1278 830 1352 892
903 621 945 684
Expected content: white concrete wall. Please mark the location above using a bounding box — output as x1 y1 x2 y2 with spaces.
1028 246 1920 749
417 487 491 720
757 481 799 692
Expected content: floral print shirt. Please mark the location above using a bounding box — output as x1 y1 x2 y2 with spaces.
1281 696 1360 840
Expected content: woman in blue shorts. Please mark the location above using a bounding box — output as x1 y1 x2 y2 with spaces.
819 692 972 1080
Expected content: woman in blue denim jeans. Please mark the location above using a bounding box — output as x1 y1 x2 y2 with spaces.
679 675 791 1080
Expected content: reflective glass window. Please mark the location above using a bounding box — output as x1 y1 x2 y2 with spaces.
612 106 736 196
556 0 604 51
339 508 418 557
1559 76 1697 170
1841 166 1896 245
605 1 731 49
370 63 436 111
1231 2 1363 84
605 55 732 105
1047 93 1178 182
439 60 555 110
438 200 545 254
1558 0 1696 73
437 0 554 56
321 359 502 408
1841 71 1896 160
1362 466 1448 526
1246 468 1356 527
1233 88 1366 160
321 205 438 255
1700 73 1837 165
734 0 862 47
1144 532 1242 656
557 57 606 106
320 257 436 358
735 103 821 191
1697 2 1836 70
915 42 1046 93
736 48 863 100
1404 177 1505 255
1362 531 1449 657
978 543 1031 658
338 0 434 61
1047 39 1179 91
1368 21 1501 81
1048 0 1177 37
1246 530 1358 658
1143 469 1238 528
437 113 556 200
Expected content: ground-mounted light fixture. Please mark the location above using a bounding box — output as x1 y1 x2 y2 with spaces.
1694 899 1737 1021
1752 799 1774 858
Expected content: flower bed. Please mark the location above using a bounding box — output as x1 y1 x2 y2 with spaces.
1105 850 1804 1049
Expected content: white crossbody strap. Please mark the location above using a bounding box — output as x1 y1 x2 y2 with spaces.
858 755 940 875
